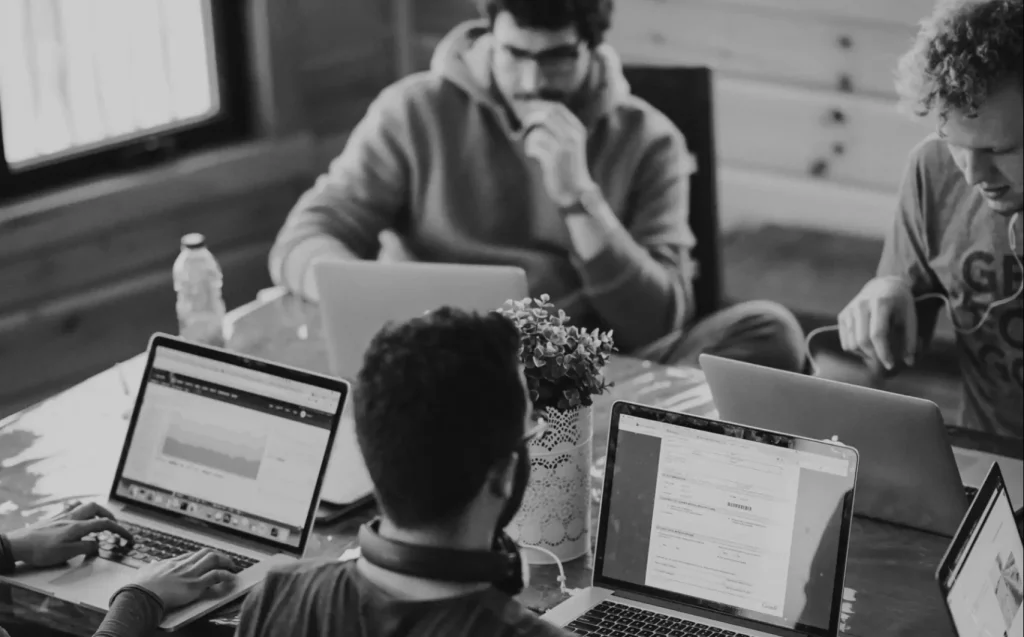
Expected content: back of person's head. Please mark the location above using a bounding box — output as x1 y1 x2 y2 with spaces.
476 0 615 48
896 0 1023 118
354 307 526 529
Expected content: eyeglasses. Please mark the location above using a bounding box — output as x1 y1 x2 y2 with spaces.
498 42 584 75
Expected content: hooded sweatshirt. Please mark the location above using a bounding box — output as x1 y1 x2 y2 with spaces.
269 21 697 352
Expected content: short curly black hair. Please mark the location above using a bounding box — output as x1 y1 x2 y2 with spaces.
476 0 614 48
896 0 1023 118
353 307 526 529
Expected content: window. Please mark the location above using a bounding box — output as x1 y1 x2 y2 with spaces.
0 0 251 200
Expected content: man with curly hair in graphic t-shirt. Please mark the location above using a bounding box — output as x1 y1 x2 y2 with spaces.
838 0 1024 441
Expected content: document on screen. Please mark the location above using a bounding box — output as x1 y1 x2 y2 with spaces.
645 428 800 617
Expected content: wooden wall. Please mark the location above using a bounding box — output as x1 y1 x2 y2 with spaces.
0 0 398 417
410 0 937 238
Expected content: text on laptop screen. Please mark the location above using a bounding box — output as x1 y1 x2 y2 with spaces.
116 347 341 549
598 414 856 634
945 485 1023 637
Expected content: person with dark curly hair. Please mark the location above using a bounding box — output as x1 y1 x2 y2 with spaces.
838 0 1023 439
269 0 807 374
234 308 570 636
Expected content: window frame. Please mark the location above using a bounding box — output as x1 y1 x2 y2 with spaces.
0 0 253 202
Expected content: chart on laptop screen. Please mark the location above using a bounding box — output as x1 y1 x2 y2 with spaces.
600 414 855 633
116 349 339 545
161 415 266 479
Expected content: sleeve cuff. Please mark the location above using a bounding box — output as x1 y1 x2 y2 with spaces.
109 584 166 618
571 225 649 297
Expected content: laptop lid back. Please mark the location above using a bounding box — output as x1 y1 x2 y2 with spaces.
937 463 1023 637
595 401 859 637
700 353 967 535
109 334 347 557
314 261 529 380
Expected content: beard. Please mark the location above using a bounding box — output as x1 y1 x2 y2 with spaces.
495 444 531 536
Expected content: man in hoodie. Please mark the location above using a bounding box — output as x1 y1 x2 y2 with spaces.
269 0 806 372
235 308 570 636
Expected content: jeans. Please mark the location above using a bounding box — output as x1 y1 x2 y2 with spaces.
634 300 807 372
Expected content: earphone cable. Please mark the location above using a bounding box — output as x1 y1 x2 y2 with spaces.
519 543 586 597
804 212 1023 366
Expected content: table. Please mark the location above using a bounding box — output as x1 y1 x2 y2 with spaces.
0 290 1016 636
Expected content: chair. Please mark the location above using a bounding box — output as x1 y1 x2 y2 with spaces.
623 66 722 322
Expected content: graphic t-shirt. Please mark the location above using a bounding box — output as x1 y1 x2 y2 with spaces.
879 136 1023 440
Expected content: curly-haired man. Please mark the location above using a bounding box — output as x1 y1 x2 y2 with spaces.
839 0 1023 438
269 0 806 374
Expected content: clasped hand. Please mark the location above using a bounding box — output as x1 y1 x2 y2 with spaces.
6 502 236 610
521 102 596 207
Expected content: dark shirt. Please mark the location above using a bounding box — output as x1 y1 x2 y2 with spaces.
236 558 571 637
0 533 163 637
878 136 1023 438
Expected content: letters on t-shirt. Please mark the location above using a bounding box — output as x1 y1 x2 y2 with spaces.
957 251 1023 388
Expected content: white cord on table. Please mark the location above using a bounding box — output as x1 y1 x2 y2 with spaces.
804 211 1023 366
520 543 586 597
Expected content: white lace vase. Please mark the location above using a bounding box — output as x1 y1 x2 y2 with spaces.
508 404 593 564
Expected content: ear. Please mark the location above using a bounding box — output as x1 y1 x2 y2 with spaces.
487 451 519 500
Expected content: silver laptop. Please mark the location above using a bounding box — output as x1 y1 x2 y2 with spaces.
0 334 347 631
544 401 860 637
936 462 1023 637
701 353 971 536
313 260 528 505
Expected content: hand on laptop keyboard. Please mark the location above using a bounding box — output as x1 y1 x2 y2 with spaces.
4 502 132 569
129 548 238 610
92 522 258 573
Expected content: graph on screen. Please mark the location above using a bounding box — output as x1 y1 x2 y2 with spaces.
161 419 266 479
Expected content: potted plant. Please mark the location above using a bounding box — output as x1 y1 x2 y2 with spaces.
497 294 615 412
496 295 616 562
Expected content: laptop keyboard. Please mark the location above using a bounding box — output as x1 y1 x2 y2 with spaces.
91 522 258 573
566 602 752 636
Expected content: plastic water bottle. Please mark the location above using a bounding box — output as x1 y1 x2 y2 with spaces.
173 233 226 347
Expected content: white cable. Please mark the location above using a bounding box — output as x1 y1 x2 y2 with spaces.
805 212 1023 370
519 543 586 597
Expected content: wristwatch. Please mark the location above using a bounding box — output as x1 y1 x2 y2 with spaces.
561 184 604 218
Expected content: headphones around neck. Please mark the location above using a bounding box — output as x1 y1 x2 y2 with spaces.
358 519 529 596
357 446 534 597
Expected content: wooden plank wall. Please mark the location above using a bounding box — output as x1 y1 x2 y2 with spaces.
409 0 937 238
0 0 397 417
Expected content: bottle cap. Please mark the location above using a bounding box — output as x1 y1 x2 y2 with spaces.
181 233 206 249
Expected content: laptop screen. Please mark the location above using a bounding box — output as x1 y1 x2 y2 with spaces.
940 468 1022 637
113 343 344 553
594 404 858 637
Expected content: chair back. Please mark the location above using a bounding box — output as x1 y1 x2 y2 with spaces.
624 66 722 320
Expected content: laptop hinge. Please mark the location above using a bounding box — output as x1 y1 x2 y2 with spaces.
121 500 301 557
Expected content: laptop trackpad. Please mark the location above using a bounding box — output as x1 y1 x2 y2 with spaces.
47 557 136 611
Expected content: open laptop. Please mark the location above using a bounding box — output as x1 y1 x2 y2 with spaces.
701 353 978 536
0 334 347 631
544 401 860 637
313 260 528 505
936 463 1023 637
